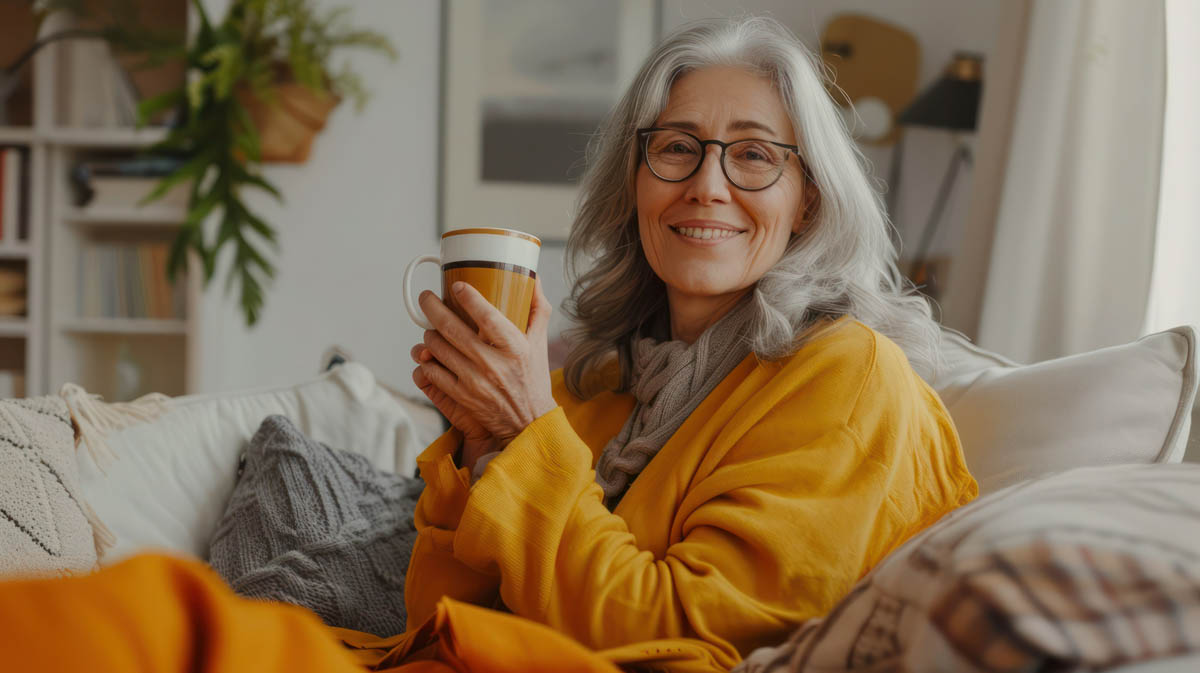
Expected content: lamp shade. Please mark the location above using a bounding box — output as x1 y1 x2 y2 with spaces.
898 52 984 131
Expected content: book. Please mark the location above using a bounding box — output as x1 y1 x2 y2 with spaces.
87 176 189 209
0 267 24 295
15 148 28 241
59 36 140 128
150 244 174 318
0 149 5 241
129 246 146 318
85 247 101 317
0 371 25 398
100 246 114 318
0 146 29 243
0 294 25 317
1 149 18 245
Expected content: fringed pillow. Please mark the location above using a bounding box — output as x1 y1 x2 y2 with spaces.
0 396 110 578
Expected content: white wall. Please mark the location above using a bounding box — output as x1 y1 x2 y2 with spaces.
193 0 1016 397
661 0 1016 270
194 0 441 397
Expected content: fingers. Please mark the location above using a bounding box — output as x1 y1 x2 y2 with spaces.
527 278 553 336
413 358 462 401
418 290 484 358
450 282 523 352
423 329 478 380
410 343 433 364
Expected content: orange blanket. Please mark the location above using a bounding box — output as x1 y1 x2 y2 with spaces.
0 553 703 672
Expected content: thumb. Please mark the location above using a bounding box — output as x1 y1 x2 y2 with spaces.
528 278 553 335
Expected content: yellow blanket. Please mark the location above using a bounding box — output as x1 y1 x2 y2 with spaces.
0 553 627 672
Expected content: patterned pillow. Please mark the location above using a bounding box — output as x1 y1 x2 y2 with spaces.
0 397 103 578
208 415 424 637
736 464 1200 673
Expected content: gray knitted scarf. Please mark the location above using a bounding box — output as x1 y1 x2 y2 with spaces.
594 298 755 505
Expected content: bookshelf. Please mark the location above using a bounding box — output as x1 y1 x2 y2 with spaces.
0 4 199 401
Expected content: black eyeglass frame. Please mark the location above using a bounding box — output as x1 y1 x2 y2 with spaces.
636 127 804 192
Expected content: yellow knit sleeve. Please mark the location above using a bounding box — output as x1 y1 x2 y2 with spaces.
404 429 499 629
451 405 900 660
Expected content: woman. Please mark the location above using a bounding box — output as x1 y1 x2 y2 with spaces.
0 16 975 673
401 13 976 668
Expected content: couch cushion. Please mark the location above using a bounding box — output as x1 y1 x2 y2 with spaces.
77 362 431 564
930 326 1197 494
735 463 1200 673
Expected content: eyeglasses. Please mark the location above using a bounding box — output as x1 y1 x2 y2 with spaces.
636 127 802 191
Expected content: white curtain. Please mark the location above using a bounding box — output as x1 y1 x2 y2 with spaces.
976 0 1165 364
1143 0 1200 335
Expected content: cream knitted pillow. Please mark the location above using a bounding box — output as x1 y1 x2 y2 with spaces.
0 396 104 578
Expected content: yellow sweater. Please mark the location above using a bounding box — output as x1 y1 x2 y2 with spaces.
404 318 977 669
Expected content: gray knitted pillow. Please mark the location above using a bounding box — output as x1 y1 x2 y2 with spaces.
208 415 424 636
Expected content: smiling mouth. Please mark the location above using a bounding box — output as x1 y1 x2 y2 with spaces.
669 226 744 241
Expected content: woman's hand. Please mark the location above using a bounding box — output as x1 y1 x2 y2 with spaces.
411 345 500 467
411 278 557 450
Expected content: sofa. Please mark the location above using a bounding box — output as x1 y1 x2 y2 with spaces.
2 325 1197 672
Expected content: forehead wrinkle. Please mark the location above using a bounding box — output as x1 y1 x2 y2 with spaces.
657 119 779 138
657 69 795 143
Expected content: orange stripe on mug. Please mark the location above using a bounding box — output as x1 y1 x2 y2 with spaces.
442 227 542 246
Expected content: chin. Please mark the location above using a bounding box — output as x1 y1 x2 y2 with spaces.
670 275 740 299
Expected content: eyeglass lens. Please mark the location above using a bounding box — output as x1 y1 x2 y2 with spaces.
642 130 789 190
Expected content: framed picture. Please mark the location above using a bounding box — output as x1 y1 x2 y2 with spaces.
440 0 661 242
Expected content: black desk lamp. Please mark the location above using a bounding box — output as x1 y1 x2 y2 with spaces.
897 52 984 287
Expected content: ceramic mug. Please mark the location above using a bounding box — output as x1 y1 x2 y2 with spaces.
403 227 542 332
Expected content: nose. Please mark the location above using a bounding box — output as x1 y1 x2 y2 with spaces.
683 144 731 205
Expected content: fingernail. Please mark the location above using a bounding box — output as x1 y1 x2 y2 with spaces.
453 281 467 295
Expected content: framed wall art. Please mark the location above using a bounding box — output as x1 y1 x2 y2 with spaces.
439 0 661 242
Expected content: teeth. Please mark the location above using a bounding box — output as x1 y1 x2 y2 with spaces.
675 227 737 240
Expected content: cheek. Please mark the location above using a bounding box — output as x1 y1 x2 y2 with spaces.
635 165 665 218
636 167 672 264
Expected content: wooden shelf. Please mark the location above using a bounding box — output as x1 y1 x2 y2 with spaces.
0 319 29 337
61 318 188 335
42 127 169 148
63 206 185 226
0 127 36 144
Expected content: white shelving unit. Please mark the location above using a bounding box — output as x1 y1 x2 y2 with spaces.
0 6 200 400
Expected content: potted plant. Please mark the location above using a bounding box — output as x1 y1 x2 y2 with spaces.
126 0 395 325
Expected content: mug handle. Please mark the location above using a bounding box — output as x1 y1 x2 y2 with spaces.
403 254 441 330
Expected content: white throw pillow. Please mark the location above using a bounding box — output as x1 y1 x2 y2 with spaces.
0 397 98 578
77 362 432 564
737 463 1200 673
930 326 1197 494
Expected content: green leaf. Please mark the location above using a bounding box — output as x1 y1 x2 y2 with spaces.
200 43 245 100
241 210 279 247
231 103 262 162
139 153 210 206
191 0 215 34
186 76 207 113
136 89 184 128
237 170 282 201
98 0 399 328
185 186 222 227
167 223 198 283
238 263 266 326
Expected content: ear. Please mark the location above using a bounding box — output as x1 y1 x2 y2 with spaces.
792 167 821 235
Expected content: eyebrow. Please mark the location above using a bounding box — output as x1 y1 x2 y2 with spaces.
657 119 779 138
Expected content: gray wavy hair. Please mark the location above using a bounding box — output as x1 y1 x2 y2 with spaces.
561 15 943 399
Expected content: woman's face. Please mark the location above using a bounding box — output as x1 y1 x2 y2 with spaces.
636 66 811 303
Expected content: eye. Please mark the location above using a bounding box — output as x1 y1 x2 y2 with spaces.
731 142 780 165
664 141 697 155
